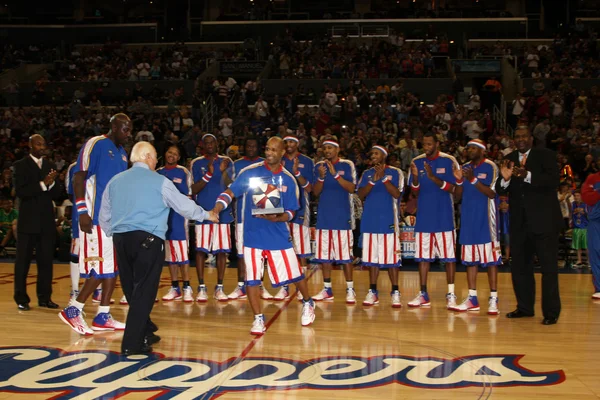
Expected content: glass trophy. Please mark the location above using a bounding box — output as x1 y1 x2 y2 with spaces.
249 175 285 215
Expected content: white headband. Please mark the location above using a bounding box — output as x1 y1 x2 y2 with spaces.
283 136 299 143
322 140 339 148
202 133 217 142
372 145 388 156
467 140 486 150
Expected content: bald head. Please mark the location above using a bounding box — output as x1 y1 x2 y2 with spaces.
109 113 132 146
264 136 285 167
130 141 158 171
267 136 284 150
29 134 46 158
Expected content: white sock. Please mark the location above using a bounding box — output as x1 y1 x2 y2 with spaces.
70 262 79 292
491 290 498 298
469 289 477 297
448 284 455 294
71 300 84 310
97 306 110 315
346 281 354 289
238 281 244 287
324 282 332 289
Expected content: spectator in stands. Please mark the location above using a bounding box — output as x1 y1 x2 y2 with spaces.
0 198 17 253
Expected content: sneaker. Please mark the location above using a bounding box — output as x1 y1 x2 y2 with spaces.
228 285 247 300
592 292 600 300
250 315 266 335
301 299 316 326
196 286 208 302
446 293 458 310
312 287 334 301
214 285 229 302
408 292 431 307
92 312 126 331
363 289 379 306
260 286 274 300
92 289 102 303
346 288 357 304
488 297 499 315
182 286 194 303
162 287 182 301
59 306 94 336
455 295 480 312
119 295 128 305
274 287 290 301
391 290 402 308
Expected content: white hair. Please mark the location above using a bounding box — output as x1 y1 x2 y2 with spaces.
130 141 156 163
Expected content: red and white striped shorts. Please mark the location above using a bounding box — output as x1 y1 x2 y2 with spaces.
361 232 401 268
244 247 304 288
415 230 456 262
461 242 502 267
165 240 189 264
314 229 353 263
195 223 231 254
70 238 80 257
235 223 244 257
288 222 312 258
79 225 117 278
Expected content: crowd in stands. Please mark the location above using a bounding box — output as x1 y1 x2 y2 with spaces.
0 44 60 74
270 33 449 79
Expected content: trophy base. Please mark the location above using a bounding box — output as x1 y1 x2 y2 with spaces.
252 207 284 215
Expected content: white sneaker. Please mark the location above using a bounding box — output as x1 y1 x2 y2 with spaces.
162 287 182 301
346 288 357 304
362 289 379 306
196 286 208 302
592 292 600 300
488 296 499 315
408 292 431 307
455 295 480 312
301 299 316 326
182 286 194 303
59 306 94 336
312 287 334 301
391 290 402 308
119 295 128 305
228 285 247 300
446 293 458 310
260 286 274 300
274 287 289 301
214 285 229 302
250 316 266 335
92 312 126 331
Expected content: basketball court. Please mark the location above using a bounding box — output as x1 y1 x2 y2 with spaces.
0 262 597 399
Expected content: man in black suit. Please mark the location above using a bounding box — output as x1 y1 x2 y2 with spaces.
13 134 60 311
496 126 562 325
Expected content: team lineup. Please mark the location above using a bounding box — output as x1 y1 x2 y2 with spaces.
58 113 505 337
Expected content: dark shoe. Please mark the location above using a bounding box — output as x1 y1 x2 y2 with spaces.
506 309 535 318
147 320 158 333
121 345 153 356
38 300 59 309
542 317 558 325
17 303 30 311
145 333 161 345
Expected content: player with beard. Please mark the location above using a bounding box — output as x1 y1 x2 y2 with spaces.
453 139 501 314
407 132 460 310
312 139 357 303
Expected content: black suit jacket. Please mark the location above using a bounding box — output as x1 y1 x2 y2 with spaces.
14 156 59 235
495 148 563 235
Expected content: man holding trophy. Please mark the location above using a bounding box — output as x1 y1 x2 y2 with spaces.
209 137 316 335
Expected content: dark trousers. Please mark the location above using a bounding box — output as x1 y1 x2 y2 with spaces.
14 231 55 305
511 225 561 319
114 231 164 352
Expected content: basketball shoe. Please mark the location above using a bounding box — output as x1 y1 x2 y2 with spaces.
488 296 499 315
408 292 431 307
196 285 208 302
346 288 357 304
592 292 600 300
446 293 458 310
391 290 402 308
312 287 334 301
182 286 194 303
92 313 126 331
92 289 115 304
301 299 316 326
260 286 274 300
162 287 182 301
455 295 480 312
59 306 94 336
273 286 289 301
214 285 229 302
251 314 266 335
228 285 247 300
363 289 379 306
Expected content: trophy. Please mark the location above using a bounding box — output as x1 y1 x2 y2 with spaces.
249 176 285 215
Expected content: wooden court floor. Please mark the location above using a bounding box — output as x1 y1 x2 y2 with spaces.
0 262 598 399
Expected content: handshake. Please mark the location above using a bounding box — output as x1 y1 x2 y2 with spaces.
205 209 220 223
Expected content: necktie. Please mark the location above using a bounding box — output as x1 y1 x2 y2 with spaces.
521 154 527 166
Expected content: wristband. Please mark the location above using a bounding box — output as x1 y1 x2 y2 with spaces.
294 170 301 178
202 172 213 183
440 181 449 191
368 180 376 186
334 173 341 180
318 177 325 182
469 177 478 185
455 178 464 186
75 199 88 215
410 182 420 189
216 192 232 209
301 181 310 189
382 176 391 184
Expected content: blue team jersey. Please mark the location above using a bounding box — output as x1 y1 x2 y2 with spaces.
572 201 589 229
233 157 264 223
66 162 79 239
498 195 510 235
76 135 128 225
190 155 235 224
314 159 357 230
229 162 300 250
458 159 499 245
358 166 404 234
408 152 459 233
282 153 314 226
157 165 192 240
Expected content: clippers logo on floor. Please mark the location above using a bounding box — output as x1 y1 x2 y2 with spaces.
0 347 565 398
